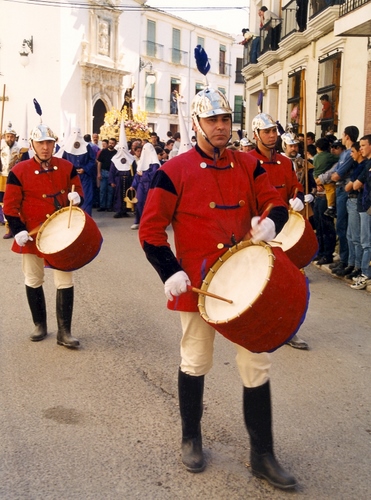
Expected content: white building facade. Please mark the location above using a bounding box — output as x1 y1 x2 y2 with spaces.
0 0 247 144
241 0 371 139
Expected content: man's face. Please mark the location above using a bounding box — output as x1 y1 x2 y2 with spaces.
285 143 299 158
331 144 343 156
5 133 16 148
32 140 54 161
198 114 231 152
92 134 99 144
108 140 116 150
350 146 362 162
306 136 315 145
150 135 157 145
341 132 348 146
360 139 371 159
255 126 278 150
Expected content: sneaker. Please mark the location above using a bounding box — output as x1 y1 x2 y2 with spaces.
331 261 346 274
113 212 129 219
348 268 362 280
329 260 341 270
316 256 333 265
350 274 371 290
131 223 139 230
3 231 13 239
324 207 336 218
335 265 354 277
286 334 309 350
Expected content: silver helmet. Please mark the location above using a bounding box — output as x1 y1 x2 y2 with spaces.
4 122 17 136
30 124 56 142
252 113 276 133
281 131 299 147
191 87 232 119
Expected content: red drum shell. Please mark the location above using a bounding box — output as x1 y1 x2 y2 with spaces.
198 242 309 353
36 207 103 271
270 211 318 269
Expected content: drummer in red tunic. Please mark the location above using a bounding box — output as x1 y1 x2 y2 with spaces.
248 113 310 351
3 122 84 348
139 88 298 489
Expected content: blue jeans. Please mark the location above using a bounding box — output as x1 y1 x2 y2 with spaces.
99 170 113 210
335 186 349 263
346 198 362 268
359 212 371 277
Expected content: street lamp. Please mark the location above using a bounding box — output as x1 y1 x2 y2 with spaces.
19 36 33 67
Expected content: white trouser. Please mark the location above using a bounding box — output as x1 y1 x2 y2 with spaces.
180 312 271 388
22 254 73 289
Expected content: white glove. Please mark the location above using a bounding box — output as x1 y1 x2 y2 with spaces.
289 197 304 212
164 271 191 301
15 230 33 247
304 194 314 204
68 192 81 205
250 216 276 244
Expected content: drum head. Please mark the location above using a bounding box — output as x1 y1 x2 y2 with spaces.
203 244 271 323
36 207 85 255
269 211 305 252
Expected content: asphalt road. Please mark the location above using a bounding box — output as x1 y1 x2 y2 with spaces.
0 211 370 500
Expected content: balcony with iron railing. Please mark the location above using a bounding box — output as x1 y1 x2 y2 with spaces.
170 48 188 66
219 61 232 76
143 41 164 60
259 17 283 55
339 0 369 15
145 97 163 114
281 0 300 38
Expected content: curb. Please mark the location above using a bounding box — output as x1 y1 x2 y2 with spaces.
311 261 371 293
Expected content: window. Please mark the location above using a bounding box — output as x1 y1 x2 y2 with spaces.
197 36 205 48
235 58 244 84
172 28 181 64
147 20 156 57
317 51 341 135
195 82 204 95
234 96 243 124
145 72 156 113
287 69 304 134
219 44 226 75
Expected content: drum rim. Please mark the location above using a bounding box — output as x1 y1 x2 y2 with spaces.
36 206 86 254
198 240 275 324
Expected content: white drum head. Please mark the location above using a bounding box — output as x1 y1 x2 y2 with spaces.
37 207 85 255
269 211 305 252
204 245 271 322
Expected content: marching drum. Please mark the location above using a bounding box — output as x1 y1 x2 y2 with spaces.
198 241 309 353
36 207 103 271
269 211 318 269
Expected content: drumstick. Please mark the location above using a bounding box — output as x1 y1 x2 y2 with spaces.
292 187 298 200
258 203 274 224
68 185 75 229
28 225 41 237
187 285 233 304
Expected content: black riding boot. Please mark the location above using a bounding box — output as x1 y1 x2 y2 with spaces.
178 369 205 473
56 287 79 348
25 285 48 341
243 381 297 490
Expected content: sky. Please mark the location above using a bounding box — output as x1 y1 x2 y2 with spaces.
147 1 250 37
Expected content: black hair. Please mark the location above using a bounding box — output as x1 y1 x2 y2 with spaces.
344 126 359 143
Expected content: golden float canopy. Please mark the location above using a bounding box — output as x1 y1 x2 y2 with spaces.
99 107 151 142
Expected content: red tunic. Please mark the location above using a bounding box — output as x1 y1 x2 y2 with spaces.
248 148 304 204
139 146 288 312
3 156 83 257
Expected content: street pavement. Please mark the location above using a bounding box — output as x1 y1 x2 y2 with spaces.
0 210 370 500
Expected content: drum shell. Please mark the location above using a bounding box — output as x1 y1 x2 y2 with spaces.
198 243 309 353
270 211 318 269
36 207 103 271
